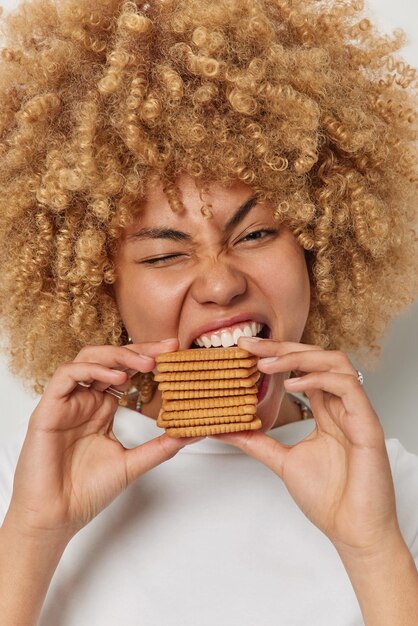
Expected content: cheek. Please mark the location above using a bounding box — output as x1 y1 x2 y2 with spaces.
114 267 190 341
283 254 311 314
253 247 310 319
282 265 311 338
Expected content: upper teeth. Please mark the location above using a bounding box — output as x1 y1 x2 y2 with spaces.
193 321 264 348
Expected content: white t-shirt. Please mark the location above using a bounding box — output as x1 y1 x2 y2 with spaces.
1 405 418 626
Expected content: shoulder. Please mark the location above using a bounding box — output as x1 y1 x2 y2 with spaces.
385 438 418 480
0 419 29 524
385 438 418 565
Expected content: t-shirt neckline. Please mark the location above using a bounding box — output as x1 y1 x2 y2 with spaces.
114 406 316 455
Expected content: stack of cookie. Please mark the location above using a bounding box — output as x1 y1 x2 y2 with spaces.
155 347 262 437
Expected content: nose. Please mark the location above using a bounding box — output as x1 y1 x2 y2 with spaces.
190 257 247 307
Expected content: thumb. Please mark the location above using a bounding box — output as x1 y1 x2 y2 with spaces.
210 431 289 479
124 434 204 484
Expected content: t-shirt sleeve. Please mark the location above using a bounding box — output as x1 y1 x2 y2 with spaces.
0 423 28 525
386 438 418 567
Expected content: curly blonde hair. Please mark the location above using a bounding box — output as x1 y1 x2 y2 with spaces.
0 0 417 393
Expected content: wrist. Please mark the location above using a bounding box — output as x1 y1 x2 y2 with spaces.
335 530 418 626
334 526 408 570
2 507 73 555
0 514 69 626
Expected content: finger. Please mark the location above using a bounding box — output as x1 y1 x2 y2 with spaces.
74 339 179 391
95 378 132 395
44 362 128 400
74 345 157 372
285 371 364 405
284 372 383 444
209 430 290 479
98 339 179 392
237 337 321 358
107 338 179 390
257 349 357 377
123 434 204 484
75 338 178 361
124 337 179 358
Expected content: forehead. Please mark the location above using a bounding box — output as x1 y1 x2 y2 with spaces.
137 175 256 227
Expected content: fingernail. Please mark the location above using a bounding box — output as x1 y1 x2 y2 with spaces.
285 377 301 385
259 357 279 364
136 354 154 362
238 336 263 342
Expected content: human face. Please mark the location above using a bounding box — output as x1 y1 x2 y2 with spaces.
113 174 311 431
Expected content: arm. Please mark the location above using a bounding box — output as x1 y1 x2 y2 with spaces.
0 515 67 626
212 336 418 624
338 533 418 626
0 339 200 625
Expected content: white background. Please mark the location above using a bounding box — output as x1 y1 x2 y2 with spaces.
0 0 417 451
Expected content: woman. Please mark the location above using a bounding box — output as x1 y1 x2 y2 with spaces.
0 0 417 624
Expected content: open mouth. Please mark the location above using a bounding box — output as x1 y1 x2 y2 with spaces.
190 320 271 400
192 321 270 349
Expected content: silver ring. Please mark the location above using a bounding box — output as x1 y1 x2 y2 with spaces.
356 370 364 386
77 381 125 400
104 386 125 400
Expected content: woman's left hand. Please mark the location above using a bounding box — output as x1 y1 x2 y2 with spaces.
212 337 402 559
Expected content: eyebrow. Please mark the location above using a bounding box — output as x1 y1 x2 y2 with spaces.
127 227 191 242
126 195 259 243
225 195 258 231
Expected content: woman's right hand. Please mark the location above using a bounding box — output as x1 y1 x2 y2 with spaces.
5 338 198 545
